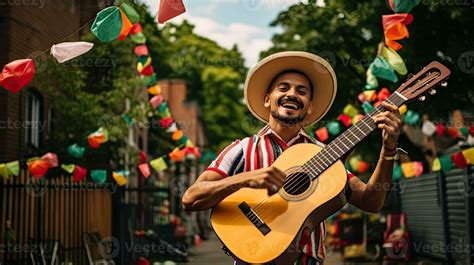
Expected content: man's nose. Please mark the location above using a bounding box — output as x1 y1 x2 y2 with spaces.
286 86 298 97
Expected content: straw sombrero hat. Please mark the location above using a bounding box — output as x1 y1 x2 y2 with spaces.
244 51 337 126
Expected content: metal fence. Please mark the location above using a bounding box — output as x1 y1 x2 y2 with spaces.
399 166 474 264
0 168 113 264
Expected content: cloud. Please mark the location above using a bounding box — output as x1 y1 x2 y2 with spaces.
171 14 273 67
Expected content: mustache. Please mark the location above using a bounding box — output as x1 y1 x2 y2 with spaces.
278 97 303 107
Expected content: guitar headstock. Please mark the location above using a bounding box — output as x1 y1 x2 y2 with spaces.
396 61 451 102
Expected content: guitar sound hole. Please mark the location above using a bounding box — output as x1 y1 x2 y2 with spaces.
283 172 311 196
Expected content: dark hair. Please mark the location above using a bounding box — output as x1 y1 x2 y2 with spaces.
267 69 314 99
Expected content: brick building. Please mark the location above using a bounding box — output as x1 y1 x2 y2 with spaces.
0 1 116 264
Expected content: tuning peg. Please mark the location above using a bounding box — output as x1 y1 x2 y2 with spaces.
418 95 426 101
440 81 448 87
429 89 437 95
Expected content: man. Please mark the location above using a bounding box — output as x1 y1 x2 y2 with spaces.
182 51 402 264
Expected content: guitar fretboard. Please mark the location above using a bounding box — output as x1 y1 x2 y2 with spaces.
305 92 407 178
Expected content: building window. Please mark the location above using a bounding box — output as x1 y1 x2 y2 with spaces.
25 91 43 148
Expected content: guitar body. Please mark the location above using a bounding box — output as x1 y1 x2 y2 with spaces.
211 143 349 264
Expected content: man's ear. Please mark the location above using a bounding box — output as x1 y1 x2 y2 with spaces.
264 94 270 108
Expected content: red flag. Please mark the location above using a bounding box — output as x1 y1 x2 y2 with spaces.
138 163 151 178
28 159 48 179
72 165 88 183
134 45 149 56
129 23 143 35
0 59 35 93
140 65 154 76
158 0 186 24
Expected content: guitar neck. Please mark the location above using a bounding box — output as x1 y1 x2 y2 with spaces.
306 92 407 178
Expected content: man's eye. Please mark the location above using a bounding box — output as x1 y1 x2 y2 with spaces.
278 86 288 91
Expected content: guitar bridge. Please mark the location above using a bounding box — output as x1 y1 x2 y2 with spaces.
238 202 271 235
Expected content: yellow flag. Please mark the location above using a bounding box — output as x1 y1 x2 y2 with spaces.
148 84 161 95
113 172 127 186
0 164 9 180
401 162 415 178
343 104 359 118
150 157 168 172
399 104 407 115
462 147 474 164
432 158 441 171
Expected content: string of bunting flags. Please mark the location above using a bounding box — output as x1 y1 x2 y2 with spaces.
391 147 474 180
0 1 191 186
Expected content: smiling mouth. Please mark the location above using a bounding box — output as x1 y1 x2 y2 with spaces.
279 101 303 111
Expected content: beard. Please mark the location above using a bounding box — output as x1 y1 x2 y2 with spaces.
270 110 306 125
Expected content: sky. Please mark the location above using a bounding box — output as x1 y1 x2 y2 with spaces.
141 0 309 67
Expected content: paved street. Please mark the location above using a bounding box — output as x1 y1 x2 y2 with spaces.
180 234 231 264
181 235 444 265
181 234 356 265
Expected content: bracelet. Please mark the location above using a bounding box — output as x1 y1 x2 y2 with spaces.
384 145 397 153
383 155 396 161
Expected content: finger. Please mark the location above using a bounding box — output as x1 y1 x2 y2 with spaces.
386 112 403 127
380 124 398 135
374 114 396 126
382 101 399 112
271 167 286 183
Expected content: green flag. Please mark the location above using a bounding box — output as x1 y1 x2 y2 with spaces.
91 7 123 42
5 161 19 176
120 3 140 23
370 56 398 83
91 169 107 184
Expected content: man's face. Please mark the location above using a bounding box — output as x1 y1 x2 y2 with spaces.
264 72 313 125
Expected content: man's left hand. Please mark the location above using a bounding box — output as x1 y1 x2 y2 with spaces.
373 102 403 150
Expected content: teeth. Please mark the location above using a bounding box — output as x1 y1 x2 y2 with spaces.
282 103 300 110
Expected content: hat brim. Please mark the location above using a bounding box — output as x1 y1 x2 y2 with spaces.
244 51 337 127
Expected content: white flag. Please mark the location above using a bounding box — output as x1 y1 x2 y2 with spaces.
51 42 94 63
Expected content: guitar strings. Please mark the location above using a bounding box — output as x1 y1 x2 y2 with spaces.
276 97 399 199
252 95 403 215
280 95 402 196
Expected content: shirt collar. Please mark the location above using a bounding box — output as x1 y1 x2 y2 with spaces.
257 125 314 145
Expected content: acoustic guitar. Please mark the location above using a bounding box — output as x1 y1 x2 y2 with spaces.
210 61 451 264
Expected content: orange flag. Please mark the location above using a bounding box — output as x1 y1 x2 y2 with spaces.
382 14 413 51
118 8 133 40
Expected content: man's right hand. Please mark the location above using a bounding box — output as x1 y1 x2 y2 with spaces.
242 166 286 196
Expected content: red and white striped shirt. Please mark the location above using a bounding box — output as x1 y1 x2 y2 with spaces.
207 125 355 264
